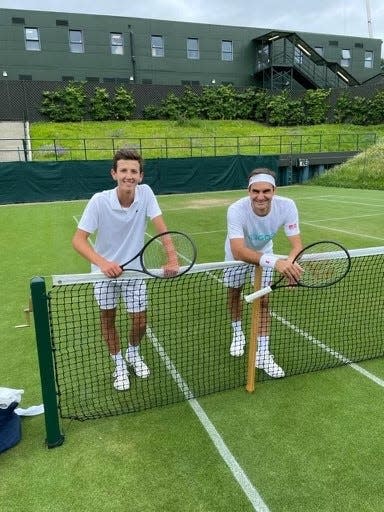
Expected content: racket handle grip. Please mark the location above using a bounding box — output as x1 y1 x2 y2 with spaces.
244 286 272 303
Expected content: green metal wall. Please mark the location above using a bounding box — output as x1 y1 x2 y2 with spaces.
0 8 381 85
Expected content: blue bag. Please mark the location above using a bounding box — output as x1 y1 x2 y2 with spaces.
0 402 22 454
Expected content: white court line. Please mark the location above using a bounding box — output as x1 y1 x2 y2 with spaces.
301 222 384 242
146 326 270 512
305 212 383 223
190 229 225 235
299 196 384 208
271 311 384 388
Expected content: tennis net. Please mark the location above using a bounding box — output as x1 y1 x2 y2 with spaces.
33 246 384 422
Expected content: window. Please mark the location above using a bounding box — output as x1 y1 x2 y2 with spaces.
294 47 303 65
151 35 164 57
314 46 324 57
221 40 233 61
364 50 373 69
187 38 199 59
111 33 124 55
24 27 41 51
69 30 84 53
341 49 351 67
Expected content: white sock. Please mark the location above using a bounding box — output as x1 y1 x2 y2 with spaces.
126 344 139 361
110 351 125 368
231 320 242 334
257 336 269 353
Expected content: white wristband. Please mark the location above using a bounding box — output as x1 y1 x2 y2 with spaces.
259 254 278 269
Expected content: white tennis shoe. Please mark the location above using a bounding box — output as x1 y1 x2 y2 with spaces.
126 354 151 378
255 351 285 378
230 331 246 357
113 366 130 391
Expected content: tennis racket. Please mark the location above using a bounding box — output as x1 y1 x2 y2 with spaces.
120 231 197 278
244 240 351 303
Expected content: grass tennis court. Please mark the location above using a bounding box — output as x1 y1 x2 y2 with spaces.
1 184 384 511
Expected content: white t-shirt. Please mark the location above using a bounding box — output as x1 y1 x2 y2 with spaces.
225 195 300 260
78 184 162 272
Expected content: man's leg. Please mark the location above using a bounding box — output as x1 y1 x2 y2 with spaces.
123 280 151 378
228 286 246 356
100 308 130 391
255 296 285 378
125 310 150 378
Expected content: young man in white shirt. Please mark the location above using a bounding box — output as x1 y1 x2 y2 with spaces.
224 168 303 378
72 148 178 391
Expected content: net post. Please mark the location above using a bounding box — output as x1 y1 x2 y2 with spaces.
246 266 262 393
30 277 64 448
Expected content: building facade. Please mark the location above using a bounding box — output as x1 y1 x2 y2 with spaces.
0 8 382 91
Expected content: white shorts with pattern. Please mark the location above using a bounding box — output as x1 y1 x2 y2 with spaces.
93 279 147 312
223 263 273 289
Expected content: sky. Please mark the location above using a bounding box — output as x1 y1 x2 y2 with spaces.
2 0 383 43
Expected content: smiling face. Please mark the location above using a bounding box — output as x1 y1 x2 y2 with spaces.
111 158 143 198
248 181 275 216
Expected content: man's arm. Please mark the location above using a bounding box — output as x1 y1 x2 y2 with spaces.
286 234 303 261
72 228 122 277
230 238 264 265
151 214 168 235
151 215 179 275
230 236 302 282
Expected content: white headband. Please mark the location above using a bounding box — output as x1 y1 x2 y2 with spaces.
248 174 276 188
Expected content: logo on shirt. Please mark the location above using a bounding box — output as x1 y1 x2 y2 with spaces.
246 233 275 242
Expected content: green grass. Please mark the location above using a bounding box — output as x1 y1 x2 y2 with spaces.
29 120 384 160
1 185 384 511
311 139 384 189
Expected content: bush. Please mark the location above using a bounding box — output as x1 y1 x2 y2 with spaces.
110 86 136 120
267 92 305 126
302 89 331 125
89 88 112 121
40 82 87 122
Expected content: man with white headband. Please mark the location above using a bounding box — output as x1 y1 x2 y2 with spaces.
224 168 303 378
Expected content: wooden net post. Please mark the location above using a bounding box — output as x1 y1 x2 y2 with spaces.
246 265 262 393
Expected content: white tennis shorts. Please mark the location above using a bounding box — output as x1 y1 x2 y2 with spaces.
93 279 147 312
223 264 273 289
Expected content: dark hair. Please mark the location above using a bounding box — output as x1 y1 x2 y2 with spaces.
112 148 144 172
247 168 276 180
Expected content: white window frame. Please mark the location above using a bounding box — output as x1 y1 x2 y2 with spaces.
69 30 84 53
341 49 351 67
24 27 41 51
221 40 233 61
364 50 374 69
187 38 199 59
151 35 164 57
110 33 124 55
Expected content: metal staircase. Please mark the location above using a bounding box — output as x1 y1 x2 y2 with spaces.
253 31 360 91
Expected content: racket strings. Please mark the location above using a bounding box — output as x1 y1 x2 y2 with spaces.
297 242 350 287
142 233 196 272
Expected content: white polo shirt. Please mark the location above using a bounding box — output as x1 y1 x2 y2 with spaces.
225 195 300 260
78 184 162 272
